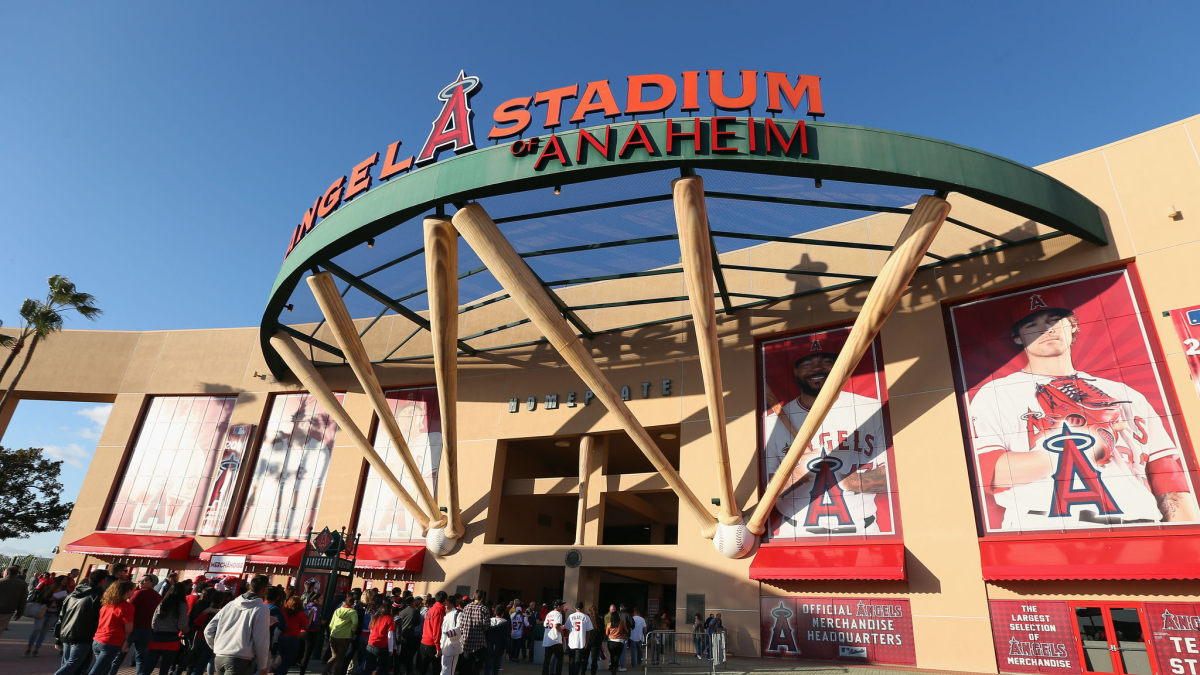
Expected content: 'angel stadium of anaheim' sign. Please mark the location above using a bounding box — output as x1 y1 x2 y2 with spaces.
284 69 824 257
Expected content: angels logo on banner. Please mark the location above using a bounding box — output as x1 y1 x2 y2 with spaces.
236 393 341 539
759 328 900 540
357 386 442 543
947 268 1200 533
106 396 237 534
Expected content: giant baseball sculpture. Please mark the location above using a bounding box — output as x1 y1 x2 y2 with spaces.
307 272 447 542
452 202 722 539
270 331 432 535
747 195 951 536
423 215 467 552
672 174 753 558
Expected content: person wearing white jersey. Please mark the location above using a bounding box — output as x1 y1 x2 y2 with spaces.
762 333 891 538
542 600 566 675
566 602 593 675
968 288 1200 531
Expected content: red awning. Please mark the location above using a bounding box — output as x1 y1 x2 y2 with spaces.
65 533 195 560
980 534 1200 581
355 545 426 572
749 542 906 581
199 539 307 567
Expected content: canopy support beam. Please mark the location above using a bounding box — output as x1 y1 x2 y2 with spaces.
451 202 720 539
306 271 446 530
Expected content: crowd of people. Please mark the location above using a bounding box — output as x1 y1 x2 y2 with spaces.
0 563 713 675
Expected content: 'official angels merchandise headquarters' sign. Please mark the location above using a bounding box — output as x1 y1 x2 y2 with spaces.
760 596 915 665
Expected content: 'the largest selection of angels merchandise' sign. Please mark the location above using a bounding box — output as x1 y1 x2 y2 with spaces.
988 600 1078 674
760 596 915 665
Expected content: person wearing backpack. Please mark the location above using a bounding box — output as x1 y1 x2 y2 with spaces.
25 575 69 657
141 583 191 675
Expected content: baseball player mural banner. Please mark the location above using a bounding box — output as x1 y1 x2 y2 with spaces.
947 268 1200 534
236 392 341 540
357 386 442 543
759 328 899 541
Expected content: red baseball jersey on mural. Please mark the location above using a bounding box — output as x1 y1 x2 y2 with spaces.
947 268 1200 534
759 327 898 540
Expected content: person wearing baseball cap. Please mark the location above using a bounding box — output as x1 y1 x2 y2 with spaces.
968 284 1199 532
760 329 891 539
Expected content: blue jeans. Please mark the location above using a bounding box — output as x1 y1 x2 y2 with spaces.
628 641 643 667
89 642 125 675
56 643 93 675
27 611 58 651
362 645 390 675
188 639 214 675
274 636 302 675
110 627 152 675
139 649 179 675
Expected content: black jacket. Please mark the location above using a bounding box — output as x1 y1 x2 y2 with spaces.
55 582 104 645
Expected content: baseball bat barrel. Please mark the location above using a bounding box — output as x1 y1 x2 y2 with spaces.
746 195 951 535
673 174 740 525
451 202 721 538
424 216 466 539
307 272 445 531
270 331 431 532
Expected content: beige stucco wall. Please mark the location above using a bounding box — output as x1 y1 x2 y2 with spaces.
2 114 1200 673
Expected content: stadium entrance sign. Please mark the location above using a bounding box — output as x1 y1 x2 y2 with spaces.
284 69 823 257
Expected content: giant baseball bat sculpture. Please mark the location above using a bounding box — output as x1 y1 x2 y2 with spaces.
270 331 431 534
424 216 466 547
452 202 721 538
307 272 446 537
747 195 951 536
673 175 753 558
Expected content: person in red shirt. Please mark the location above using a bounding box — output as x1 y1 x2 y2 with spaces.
87 580 136 675
108 574 162 674
274 595 310 675
366 603 397 675
420 591 448 673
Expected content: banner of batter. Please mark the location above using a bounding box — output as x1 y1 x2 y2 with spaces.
948 269 1200 533
759 328 899 540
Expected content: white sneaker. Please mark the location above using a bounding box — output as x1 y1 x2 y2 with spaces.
619 669 627 672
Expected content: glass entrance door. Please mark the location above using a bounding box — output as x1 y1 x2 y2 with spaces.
1072 605 1155 675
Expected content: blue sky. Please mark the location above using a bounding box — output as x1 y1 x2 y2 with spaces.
1 1 1198 555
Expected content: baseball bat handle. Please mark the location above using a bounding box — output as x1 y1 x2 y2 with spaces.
747 195 950 535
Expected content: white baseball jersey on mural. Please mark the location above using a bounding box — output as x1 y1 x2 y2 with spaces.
762 390 888 537
970 370 1181 530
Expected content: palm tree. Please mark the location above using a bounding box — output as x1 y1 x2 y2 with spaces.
0 276 102 412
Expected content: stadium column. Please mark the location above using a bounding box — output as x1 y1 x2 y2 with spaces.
671 174 741 526
584 436 608 546
271 331 431 533
575 434 595 546
451 202 720 539
306 271 444 532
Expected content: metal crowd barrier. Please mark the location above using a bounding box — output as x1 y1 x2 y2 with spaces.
644 630 727 675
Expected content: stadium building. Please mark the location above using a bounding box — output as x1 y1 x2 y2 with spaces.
3 69 1200 675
